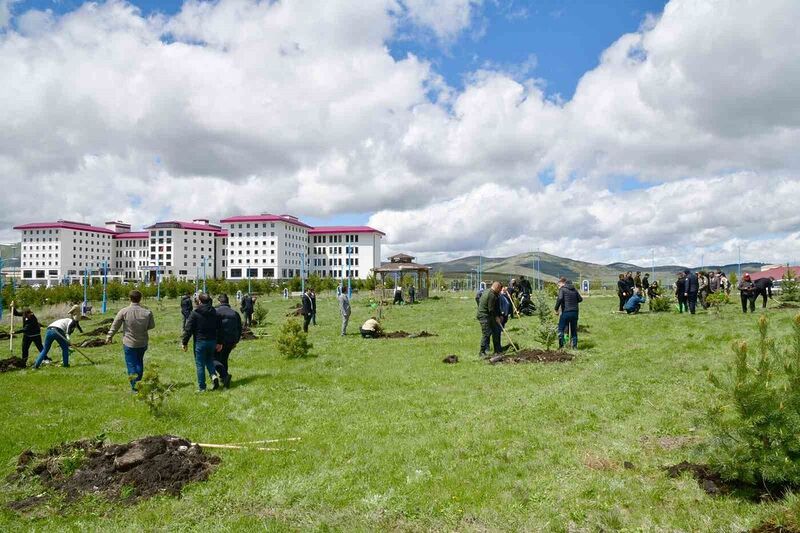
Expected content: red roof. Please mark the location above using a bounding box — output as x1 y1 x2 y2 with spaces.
216 230 229 237
749 266 800 281
220 213 312 229
145 221 224 233
13 221 117 234
113 232 149 240
309 226 385 236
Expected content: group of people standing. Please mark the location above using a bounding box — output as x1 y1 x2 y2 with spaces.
616 271 661 314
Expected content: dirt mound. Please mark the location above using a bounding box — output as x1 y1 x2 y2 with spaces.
96 318 114 326
8 435 220 509
81 327 108 337
382 330 437 339
77 338 106 348
665 461 793 501
778 302 800 309
0 331 9 340
442 355 459 364
0 357 27 373
489 349 573 364
751 520 800 533
240 329 257 341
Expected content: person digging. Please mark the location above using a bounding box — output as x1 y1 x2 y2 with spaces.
477 281 503 358
106 290 155 392
34 316 83 369
360 317 383 338
11 302 44 366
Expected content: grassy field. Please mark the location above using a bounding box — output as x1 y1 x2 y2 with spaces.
1 291 799 531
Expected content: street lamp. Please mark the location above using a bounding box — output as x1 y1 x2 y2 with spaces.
102 260 108 314
347 245 352 298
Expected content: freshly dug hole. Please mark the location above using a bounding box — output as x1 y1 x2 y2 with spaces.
382 331 437 339
76 338 107 348
8 435 220 510
489 349 573 364
0 357 27 372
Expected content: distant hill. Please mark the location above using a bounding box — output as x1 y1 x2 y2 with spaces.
427 251 764 285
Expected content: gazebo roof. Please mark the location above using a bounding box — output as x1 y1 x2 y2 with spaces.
373 261 431 273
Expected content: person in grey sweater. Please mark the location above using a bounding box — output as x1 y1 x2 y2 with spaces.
338 290 351 336
554 277 583 349
106 290 155 392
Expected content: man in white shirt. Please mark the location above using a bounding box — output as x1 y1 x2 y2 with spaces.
34 316 83 368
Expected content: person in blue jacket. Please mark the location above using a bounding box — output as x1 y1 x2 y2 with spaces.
624 290 647 314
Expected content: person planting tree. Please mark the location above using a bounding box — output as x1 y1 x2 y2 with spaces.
11 302 43 366
554 277 582 349
477 281 502 357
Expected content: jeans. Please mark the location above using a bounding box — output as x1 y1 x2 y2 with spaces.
558 311 579 348
21 335 44 362
479 318 501 354
687 292 698 314
35 329 70 368
214 342 235 380
124 345 147 391
194 339 218 390
341 315 349 335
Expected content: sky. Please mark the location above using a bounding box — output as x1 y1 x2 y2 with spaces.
0 0 799 267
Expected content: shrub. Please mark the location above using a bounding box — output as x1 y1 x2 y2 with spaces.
700 314 800 485
134 363 172 416
276 319 313 359
706 291 730 314
252 299 268 326
649 295 673 313
782 266 800 302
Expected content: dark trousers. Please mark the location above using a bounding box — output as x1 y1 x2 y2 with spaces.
244 312 253 328
755 288 769 308
741 293 756 313
479 318 501 354
558 311 579 348
303 314 312 332
182 313 190 330
618 294 626 312
21 335 43 362
677 293 687 313
214 343 235 379
687 292 698 314
360 328 379 338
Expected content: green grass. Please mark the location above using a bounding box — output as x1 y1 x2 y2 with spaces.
1 293 798 531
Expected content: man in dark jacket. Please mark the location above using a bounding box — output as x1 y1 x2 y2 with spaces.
214 294 242 389
11 302 43 364
408 285 416 304
617 274 629 312
675 272 687 313
182 293 223 392
310 288 317 325
240 293 254 328
301 288 314 333
754 277 774 308
555 277 583 348
519 275 532 296
683 270 699 314
180 293 193 330
477 281 502 357
738 273 757 313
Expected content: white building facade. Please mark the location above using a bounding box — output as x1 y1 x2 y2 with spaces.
13 215 384 284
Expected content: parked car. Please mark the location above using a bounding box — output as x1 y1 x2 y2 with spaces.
772 279 783 295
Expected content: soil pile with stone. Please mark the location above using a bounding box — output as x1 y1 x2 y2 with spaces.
382 331 437 339
0 357 27 373
240 329 258 341
489 349 574 364
76 338 107 348
7 435 220 510
81 327 109 337
665 461 794 501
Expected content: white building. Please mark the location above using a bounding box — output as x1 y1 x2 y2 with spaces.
13 216 384 284
219 214 312 280
14 220 116 284
309 226 384 280
144 220 224 282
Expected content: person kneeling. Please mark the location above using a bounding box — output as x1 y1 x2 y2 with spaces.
624 290 646 314
360 317 382 338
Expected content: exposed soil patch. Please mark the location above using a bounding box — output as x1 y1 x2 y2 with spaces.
665 461 794 501
640 436 700 450
489 349 573 364
76 338 107 348
240 329 258 341
0 331 9 340
751 520 800 533
96 318 114 326
442 355 459 364
81 327 108 337
577 325 590 333
778 302 800 309
0 356 27 372
7 435 220 510
382 330 437 339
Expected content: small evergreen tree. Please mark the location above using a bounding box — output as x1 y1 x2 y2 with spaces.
134 363 172 416
276 319 313 359
533 291 558 351
782 265 800 302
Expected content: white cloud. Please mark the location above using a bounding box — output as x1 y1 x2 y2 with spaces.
0 0 799 268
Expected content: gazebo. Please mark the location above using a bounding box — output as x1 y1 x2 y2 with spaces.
372 253 431 300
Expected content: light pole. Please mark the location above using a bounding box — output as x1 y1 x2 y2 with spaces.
300 252 306 293
347 246 352 298
738 246 742 279
83 262 90 313
194 265 199 294
156 264 161 301
202 256 207 294
102 260 108 314
247 263 251 294
478 252 483 290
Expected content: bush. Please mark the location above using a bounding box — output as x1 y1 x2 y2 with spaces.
276 319 313 359
252 299 268 326
706 291 730 314
649 295 673 313
134 363 172 416
700 314 800 485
